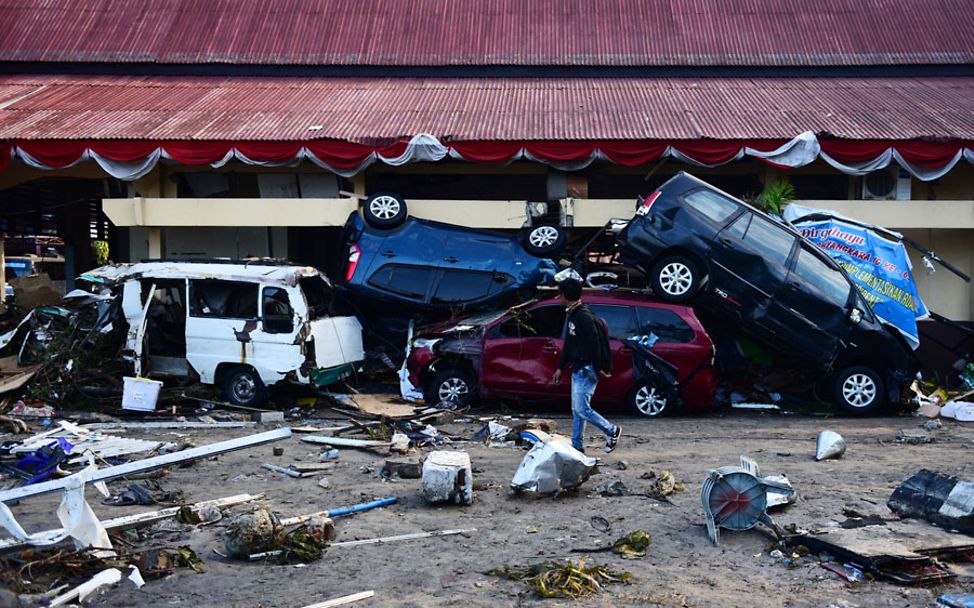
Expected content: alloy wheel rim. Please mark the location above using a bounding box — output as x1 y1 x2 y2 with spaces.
438 377 469 402
369 196 401 219
635 386 667 416
529 225 559 248
232 375 256 401
842 373 877 407
659 262 692 295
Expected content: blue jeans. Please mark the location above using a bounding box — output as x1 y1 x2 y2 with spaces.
571 365 617 451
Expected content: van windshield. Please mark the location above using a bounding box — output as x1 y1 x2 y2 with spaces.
300 276 333 320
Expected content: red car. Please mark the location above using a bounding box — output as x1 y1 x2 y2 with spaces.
405 290 717 416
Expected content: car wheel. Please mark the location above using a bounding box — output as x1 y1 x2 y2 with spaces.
650 255 700 303
363 192 408 228
832 366 885 415
628 383 672 417
522 224 566 257
221 366 267 407
426 367 476 407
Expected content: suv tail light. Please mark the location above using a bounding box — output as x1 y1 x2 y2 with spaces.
345 243 361 282
636 191 661 216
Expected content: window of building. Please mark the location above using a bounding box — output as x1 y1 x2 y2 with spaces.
791 174 850 200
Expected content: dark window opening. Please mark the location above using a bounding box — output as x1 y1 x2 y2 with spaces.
636 307 695 343
262 287 294 334
299 276 333 320
367 171 546 200
366 264 434 300
189 280 258 319
495 305 565 339
791 174 850 200
143 279 187 357
431 269 498 304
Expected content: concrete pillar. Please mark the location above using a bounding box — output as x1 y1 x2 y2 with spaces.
147 228 162 259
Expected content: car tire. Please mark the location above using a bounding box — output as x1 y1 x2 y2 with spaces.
425 367 476 408
627 383 672 417
832 365 885 415
221 366 268 407
650 254 700 303
363 192 408 228
522 224 566 257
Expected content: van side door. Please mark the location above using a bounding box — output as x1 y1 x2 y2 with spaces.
184 279 259 384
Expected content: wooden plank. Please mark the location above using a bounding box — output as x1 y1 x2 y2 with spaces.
300 436 389 449
350 394 420 418
300 590 375 608
330 528 477 548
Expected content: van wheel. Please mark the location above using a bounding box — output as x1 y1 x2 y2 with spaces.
522 224 566 257
833 366 885 415
363 192 407 228
650 255 700 303
426 367 475 407
628 383 672 417
222 366 267 407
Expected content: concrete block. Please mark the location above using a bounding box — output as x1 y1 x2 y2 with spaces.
251 411 285 423
421 451 473 506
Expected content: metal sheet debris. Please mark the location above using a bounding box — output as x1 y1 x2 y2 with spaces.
510 431 597 495
815 430 846 461
888 469 974 535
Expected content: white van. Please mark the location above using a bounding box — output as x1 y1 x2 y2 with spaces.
81 261 364 406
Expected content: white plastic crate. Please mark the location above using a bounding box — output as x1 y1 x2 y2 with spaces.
122 376 163 412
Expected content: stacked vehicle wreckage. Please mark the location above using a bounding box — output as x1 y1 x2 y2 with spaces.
0 172 968 421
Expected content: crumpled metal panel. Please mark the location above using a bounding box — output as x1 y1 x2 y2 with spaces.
0 0 972 67
2 75 974 141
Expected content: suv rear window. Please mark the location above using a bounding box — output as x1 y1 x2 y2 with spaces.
636 307 695 343
682 189 739 224
431 269 496 304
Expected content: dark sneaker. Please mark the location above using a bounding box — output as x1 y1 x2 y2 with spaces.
604 426 621 453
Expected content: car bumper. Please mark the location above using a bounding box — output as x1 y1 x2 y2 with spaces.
310 362 358 387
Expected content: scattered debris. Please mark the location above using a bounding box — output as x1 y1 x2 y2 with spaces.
938 595 974 608
764 474 796 510
642 470 685 501
422 451 473 505
510 431 597 495
815 430 846 461
489 559 634 599
611 530 651 559
895 429 934 444
381 458 422 479
223 508 283 558
701 456 794 545
0 427 291 503
596 480 629 497
300 590 376 608
887 469 974 535
49 567 124 607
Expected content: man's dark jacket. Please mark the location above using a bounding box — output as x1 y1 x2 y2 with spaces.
558 302 608 372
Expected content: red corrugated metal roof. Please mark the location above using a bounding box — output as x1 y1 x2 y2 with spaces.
0 75 972 141
1 0 973 67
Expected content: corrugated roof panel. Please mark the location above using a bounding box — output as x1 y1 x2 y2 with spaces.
0 0 972 67
1 75 973 141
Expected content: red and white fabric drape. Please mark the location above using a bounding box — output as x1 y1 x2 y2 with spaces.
2 132 972 181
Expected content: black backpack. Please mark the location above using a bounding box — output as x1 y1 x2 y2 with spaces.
593 314 613 374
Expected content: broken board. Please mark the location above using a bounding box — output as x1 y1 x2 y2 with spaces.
792 520 974 585
347 394 420 419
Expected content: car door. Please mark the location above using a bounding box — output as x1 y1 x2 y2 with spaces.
480 304 568 400
711 212 796 339
765 245 851 366
588 303 640 403
249 285 303 378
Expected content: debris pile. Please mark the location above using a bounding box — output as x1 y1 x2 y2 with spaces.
490 559 634 599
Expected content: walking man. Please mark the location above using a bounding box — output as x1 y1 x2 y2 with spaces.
552 277 622 453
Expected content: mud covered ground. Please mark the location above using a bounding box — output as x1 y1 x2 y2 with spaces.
5 406 974 608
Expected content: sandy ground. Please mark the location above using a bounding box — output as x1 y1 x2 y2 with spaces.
4 407 974 608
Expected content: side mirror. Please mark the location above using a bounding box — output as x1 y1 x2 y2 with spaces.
850 308 863 324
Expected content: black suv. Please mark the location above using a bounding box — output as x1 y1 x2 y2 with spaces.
617 172 918 414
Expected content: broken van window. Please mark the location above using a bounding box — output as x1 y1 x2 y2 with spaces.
189 280 258 319
496 306 564 339
262 287 294 334
299 276 332 320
